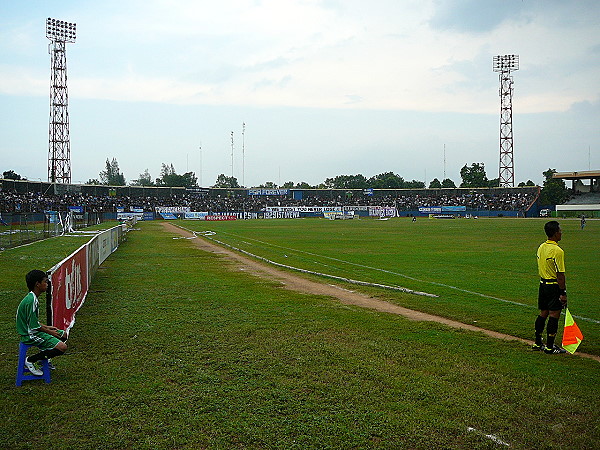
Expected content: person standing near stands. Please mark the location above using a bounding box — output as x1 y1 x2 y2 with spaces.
533 221 567 354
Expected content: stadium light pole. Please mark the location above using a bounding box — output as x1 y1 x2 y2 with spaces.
493 54 519 188
46 17 76 184
199 145 202 187
242 122 245 188
231 131 234 179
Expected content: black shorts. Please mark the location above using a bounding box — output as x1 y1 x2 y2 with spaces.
538 283 563 311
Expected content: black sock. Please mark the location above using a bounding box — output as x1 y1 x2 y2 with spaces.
28 348 65 363
547 317 559 348
535 315 547 345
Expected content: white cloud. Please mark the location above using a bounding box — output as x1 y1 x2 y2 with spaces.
2 0 598 114
1 0 598 186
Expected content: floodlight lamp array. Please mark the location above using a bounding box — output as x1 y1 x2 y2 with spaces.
46 18 76 42
493 54 519 72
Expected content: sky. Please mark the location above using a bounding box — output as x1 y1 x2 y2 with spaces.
0 0 598 188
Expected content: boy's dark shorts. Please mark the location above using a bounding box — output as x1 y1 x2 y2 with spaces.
538 283 563 311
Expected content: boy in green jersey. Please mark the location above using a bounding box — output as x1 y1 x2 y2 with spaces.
16 270 68 375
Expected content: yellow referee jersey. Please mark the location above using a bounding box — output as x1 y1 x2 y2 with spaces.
537 240 565 280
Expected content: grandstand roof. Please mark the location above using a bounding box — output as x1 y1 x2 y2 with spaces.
552 170 600 180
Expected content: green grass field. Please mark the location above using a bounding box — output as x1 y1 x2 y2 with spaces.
1 218 599 448
179 216 600 356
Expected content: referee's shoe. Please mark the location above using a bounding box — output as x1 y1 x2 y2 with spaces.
531 342 544 351
544 344 567 354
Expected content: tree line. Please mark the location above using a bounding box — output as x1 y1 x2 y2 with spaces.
2 162 567 204
84 159 536 189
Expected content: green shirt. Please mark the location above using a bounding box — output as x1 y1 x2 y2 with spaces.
16 291 42 339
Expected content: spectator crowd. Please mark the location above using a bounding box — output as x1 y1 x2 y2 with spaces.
1 188 536 214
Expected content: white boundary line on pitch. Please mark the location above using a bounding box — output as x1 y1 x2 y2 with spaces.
466 427 510 447
174 225 437 297
177 227 600 325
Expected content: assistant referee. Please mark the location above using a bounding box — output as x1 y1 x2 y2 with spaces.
533 221 567 354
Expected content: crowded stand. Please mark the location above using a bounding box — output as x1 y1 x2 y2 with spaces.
1 186 537 214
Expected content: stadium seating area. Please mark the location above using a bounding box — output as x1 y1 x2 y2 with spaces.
562 192 600 205
1 188 536 213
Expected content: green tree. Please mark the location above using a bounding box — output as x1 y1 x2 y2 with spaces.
369 172 405 189
324 174 368 189
86 178 101 185
405 179 425 189
488 177 500 188
518 180 536 187
156 164 197 187
259 181 278 188
441 178 457 188
539 169 568 205
281 181 294 189
131 169 154 186
294 181 313 189
428 178 442 189
99 158 126 186
3 170 23 180
213 174 240 188
460 163 489 188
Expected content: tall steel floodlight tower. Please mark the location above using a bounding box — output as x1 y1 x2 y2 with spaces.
46 18 76 184
493 54 519 187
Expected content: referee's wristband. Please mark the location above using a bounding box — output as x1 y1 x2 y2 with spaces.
559 289 567 296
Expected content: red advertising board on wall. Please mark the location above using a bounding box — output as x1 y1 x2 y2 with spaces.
50 244 89 331
205 215 237 221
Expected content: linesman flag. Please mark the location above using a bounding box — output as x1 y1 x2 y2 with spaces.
562 308 584 354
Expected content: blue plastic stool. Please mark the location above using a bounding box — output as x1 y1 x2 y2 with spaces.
16 342 51 386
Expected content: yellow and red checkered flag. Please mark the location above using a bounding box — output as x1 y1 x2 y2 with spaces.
562 308 584 354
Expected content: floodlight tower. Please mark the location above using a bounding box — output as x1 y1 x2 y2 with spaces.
231 131 234 178
493 54 519 187
46 18 76 184
242 122 246 187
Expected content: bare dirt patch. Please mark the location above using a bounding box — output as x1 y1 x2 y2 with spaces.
164 222 599 363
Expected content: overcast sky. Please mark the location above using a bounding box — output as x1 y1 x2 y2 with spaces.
1 0 598 187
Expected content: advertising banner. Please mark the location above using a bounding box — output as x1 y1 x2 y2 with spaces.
155 206 191 213
249 188 289 196
184 212 209 220
98 228 112 264
110 227 120 252
265 206 329 213
51 244 89 331
117 212 143 221
442 206 467 212
262 211 300 219
45 211 59 223
369 206 396 217
205 215 237 221
87 235 100 284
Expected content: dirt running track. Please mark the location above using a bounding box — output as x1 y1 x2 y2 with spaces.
164 223 599 363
